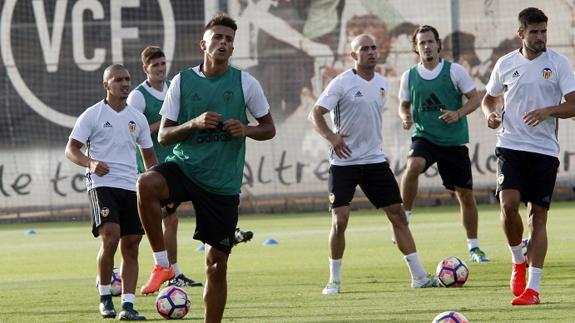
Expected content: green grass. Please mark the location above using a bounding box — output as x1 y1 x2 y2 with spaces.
1 202 575 322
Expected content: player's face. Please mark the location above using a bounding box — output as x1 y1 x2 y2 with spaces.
201 25 235 63
520 22 547 55
104 69 131 100
416 31 440 63
144 56 167 82
351 36 379 69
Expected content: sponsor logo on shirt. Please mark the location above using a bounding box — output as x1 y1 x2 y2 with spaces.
223 90 233 104
354 90 363 98
420 93 445 112
103 121 112 128
191 93 201 101
128 121 136 133
195 129 232 144
512 71 520 78
542 68 552 79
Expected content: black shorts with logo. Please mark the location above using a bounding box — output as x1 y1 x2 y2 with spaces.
495 147 559 209
409 137 473 190
151 162 239 254
88 187 144 238
328 162 402 209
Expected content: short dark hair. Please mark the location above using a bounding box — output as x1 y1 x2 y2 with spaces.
140 46 165 65
411 25 441 55
518 7 548 30
204 14 237 32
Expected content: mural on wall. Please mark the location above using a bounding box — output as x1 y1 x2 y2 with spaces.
2 0 575 211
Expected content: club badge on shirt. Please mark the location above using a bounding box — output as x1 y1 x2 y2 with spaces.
128 121 136 133
542 68 552 80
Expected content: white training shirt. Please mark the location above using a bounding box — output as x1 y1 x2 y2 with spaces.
126 80 170 113
486 48 575 157
69 100 153 191
161 66 270 122
315 69 388 166
398 60 476 102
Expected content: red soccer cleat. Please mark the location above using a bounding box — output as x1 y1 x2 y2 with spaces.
510 261 527 296
511 288 540 305
141 265 175 295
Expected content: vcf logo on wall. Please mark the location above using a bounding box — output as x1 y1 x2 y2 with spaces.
1 0 176 128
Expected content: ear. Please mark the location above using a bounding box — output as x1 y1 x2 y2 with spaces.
142 64 148 75
517 28 525 39
200 39 207 51
350 50 358 61
102 81 108 91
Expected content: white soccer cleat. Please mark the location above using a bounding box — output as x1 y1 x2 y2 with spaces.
412 274 441 288
321 281 341 295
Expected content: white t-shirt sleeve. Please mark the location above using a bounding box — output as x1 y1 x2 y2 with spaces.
557 55 575 96
127 90 146 114
398 70 411 102
450 63 476 94
136 116 154 149
315 77 343 111
160 73 182 122
485 59 504 97
242 71 270 118
69 108 95 145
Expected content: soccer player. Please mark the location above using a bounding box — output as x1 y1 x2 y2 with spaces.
309 34 439 295
397 25 489 263
136 15 275 322
65 64 156 320
127 46 254 289
482 7 575 305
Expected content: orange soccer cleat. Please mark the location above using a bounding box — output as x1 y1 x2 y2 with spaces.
511 288 540 305
510 261 527 296
140 265 175 295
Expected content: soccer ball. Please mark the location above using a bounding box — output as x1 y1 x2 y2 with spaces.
156 286 191 319
436 256 469 287
96 267 122 296
432 311 469 323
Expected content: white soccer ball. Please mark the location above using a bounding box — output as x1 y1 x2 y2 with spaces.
432 310 469 322
156 286 191 319
436 256 469 288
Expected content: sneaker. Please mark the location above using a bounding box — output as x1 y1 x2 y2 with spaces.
168 273 203 287
118 303 146 320
510 261 527 297
412 274 442 288
511 288 540 305
321 281 341 295
233 228 253 245
99 294 116 319
469 247 490 263
140 264 175 295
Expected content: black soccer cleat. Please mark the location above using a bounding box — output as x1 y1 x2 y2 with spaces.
233 228 254 245
99 294 116 319
118 302 146 321
168 273 203 287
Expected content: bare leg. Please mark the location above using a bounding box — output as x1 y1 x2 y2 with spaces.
119 234 143 294
137 171 170 252
329 206 350 259
500 190 523 246
400 157 426 211
384 203 416 255
203 244 228 323
454 187 478 239
527 203 548 269
97 223 121 285
163 211 179 264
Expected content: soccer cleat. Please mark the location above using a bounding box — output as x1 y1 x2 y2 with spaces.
510 261 527 296
140 264 175 295
99 294 116 319
511 288 540 305
167 273 203 287
412 274 442 288
118 303 146 320
233 228 254 245
469 247 490 263
321 281 341 295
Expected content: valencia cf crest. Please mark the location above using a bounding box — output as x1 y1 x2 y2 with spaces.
128 121 136 133
328 193 335 204
542 68 552 79
100 207 110 217
497 174 505 185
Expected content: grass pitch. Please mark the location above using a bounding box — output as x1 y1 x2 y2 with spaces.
1 202 575 322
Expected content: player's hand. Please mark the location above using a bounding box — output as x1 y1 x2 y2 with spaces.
328 133 351 159
402 115 413 130
192 112 221 129
222 119 246 137
90 160 109 177
523 107 550 127
486 111 502 129
439 109 460 124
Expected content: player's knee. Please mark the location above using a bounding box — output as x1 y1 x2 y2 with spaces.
205 258 227 280
501 202 519 218
137 171 164 196
405 158 425 177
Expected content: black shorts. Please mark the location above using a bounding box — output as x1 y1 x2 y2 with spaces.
328 162 402 209
409 137 473 190
495 147 559 209
88 187 144 238
151 162 239 254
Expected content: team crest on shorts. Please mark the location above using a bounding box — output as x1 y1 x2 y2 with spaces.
128 121 136 133
542 68 552 79
166 203 174 209
328 193 335 204
100 207 110 217
497 174 505 185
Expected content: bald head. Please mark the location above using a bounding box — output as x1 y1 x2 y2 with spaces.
350 34 376 53
103 64 128 82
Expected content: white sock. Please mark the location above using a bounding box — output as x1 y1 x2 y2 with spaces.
121 293 136 305
404 210 412 223
509 244 525 264
527 267 543 292
329 258 342 283
404 252 427 281
98 284 111 296
172 263 182 276
153 251 170 268
467 239 479 251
